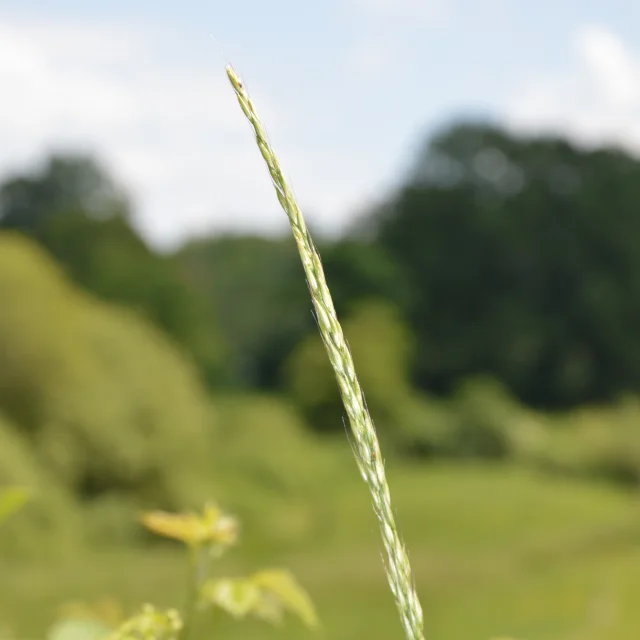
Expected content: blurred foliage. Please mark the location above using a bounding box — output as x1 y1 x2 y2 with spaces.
176 234 312 389
285 299 415 435
209 393 351 551
534 397 640 486
212 394 342 493
200 569 318 629
39 211 227 388
41 505 318 640
320 239 412 317
0 411 82 557
0 486 30 526
174 121 640 415
372 122 640 410
7 122 640 413
0 233 217 553
3 119 640 564
141 503 239 549
0 156 227 388
175 236 409 391
0 155 130 233
48 617 115 640
4 464 639 640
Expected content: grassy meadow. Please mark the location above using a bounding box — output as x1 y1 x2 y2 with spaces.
3 461 640 640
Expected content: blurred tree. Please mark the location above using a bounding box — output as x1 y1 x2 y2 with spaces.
0 155 227 387
0 154 129 232
177 235 313 388
321 239 411 315
39 211 227 387
176 235 410 391
372 121 640 408
209 392 350 548
285 298 416 439
0 233 216 516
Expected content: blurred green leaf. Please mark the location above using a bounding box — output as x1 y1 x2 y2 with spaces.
141 503 238 549
0 487 29 526
201 577 261 620
251 569 319 629
201 569 318 629
47 618 113 640
103 604 181 640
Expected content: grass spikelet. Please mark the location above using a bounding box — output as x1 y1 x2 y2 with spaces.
225 64 425 640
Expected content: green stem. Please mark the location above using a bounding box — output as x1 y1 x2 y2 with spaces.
179 545 201 640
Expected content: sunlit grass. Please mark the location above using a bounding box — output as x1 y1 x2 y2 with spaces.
3 463 639 639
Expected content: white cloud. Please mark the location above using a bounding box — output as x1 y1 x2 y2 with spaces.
504 25 640 155
0 16 311 248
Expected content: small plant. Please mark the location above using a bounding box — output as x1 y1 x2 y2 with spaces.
140 503 318 635
48 503 318 640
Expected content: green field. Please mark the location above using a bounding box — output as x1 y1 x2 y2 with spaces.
3 463 640 640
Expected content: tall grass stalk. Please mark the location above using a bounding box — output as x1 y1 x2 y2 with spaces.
226 65 425 640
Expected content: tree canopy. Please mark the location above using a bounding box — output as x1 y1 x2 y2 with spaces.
371 122 640 408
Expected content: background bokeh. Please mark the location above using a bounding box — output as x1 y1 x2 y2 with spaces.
2 2 640 639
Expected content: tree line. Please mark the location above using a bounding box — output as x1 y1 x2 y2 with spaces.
3 121 640 412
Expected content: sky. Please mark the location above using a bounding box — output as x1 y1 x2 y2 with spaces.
1 0 639 249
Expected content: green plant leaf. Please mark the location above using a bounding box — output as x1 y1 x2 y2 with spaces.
200 577 261 619
47 618 113 640
251 569 319 629
104 604 182 640
140 503 238 549
201 569 318 629
0 487 30 526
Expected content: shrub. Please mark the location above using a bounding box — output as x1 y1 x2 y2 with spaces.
0 233 216 543
0 412 81 558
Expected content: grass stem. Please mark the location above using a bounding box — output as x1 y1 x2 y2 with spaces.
225 64 425 640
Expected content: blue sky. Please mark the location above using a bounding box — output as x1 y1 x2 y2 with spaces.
1 0 639 248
